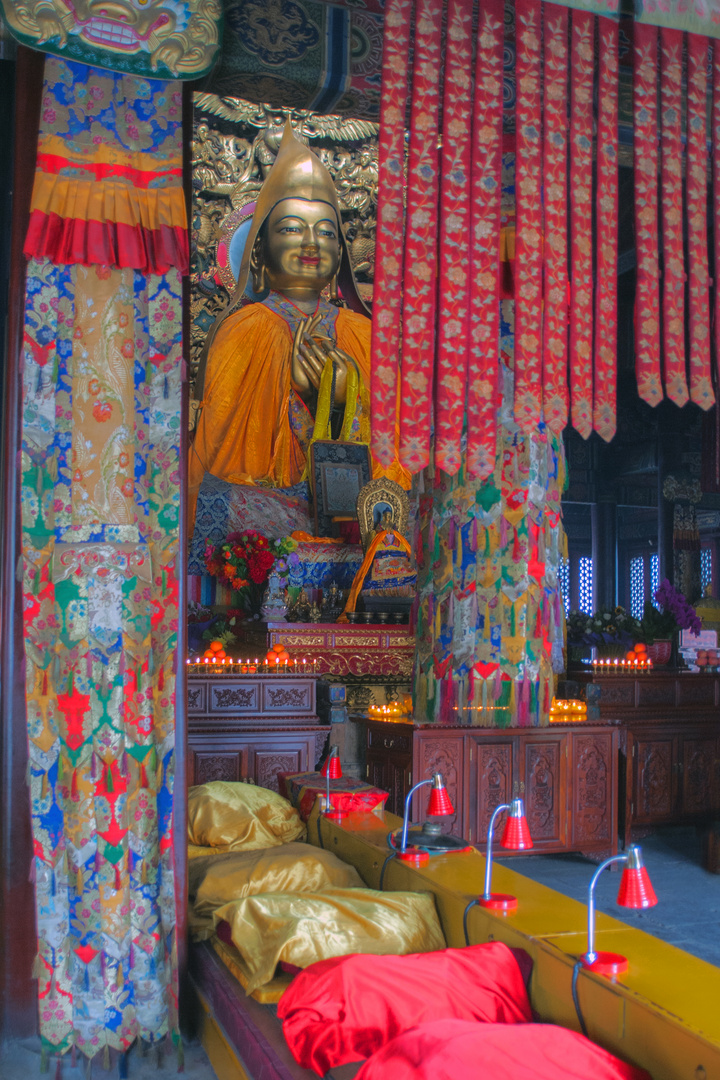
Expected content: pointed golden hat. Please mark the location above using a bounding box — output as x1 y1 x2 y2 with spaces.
232 120 367 316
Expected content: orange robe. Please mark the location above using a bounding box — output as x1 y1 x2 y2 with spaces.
190 299 407 527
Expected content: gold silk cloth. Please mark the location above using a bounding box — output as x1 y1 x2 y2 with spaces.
187 781 306 851
188 842 364 939
213 887 446 993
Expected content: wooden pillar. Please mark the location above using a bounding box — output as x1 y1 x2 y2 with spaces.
0 46 44 1042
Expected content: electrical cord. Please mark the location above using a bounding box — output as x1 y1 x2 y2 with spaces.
571 960 588 1037
379 852 396 890
463 898 479 946
317 812 324 849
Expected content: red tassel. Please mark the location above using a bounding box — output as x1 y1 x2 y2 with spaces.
534 603 543 638
513 528 521 562
158 664 164 692
543 678 551 715
114 865 122 892
140 763 148 789
42 670 48 696
71 768 79 802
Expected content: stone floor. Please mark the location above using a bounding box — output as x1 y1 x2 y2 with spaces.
497 824 720 968
2 825 717 1079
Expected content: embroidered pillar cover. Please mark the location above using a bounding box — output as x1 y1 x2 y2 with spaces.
21 58 182 1062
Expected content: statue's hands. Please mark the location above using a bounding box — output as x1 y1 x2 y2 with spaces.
291 315 353 407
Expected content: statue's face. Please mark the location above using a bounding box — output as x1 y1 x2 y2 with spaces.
263 198 341 293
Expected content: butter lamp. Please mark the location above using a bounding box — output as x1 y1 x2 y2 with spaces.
582 844 657 976
321 745 344 822
397 773 455 867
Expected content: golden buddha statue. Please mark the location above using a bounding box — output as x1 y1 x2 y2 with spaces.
189 122 408 529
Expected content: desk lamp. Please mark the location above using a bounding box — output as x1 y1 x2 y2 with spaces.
397 773 455 867
320 745 344 822
581 844 657 976
462 798 533 941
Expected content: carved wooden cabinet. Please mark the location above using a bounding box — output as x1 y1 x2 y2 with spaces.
363 720 619 857
188 674 329 792
574 672 720 847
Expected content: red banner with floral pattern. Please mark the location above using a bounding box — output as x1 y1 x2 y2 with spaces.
658 28 688 408
399 0 442 473
466 0 505 479
633 23 663 408
593 17 618 442
514 0 544 434
541 5 569 436
569 10 594 440
686 34 715 411
435 0 474 475
370 0 412 467
714 43 720 389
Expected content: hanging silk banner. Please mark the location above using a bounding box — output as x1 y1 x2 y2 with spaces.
399 0 442 473
686 34 715 411
370 0 412 467
541 4 569 436
714 44 720 388
633 22 663 408
569 10 594 439
658 28 688 408
435 0 474 475
593 16 618 442
466 0 505 479
514 0 544 434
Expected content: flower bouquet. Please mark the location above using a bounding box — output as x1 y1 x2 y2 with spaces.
638 580 701 665
567 606 641 654
204 531 297 618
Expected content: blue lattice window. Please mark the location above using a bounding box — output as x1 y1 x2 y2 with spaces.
630 555 645 619
558 557 570 614
578 556 594 615
701 548 713 594
650 553 659 608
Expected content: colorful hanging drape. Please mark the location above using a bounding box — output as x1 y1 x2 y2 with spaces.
659 28 688 408
370 0 412 468
569 11 595 439
593 16 618 441
633 23 717 413
21 58 182 1065
514 0 544 435
686 34 714 410
24 68 188 276
435 0 475 475
541 4 569 437
466 0 505 479
398 0 442 474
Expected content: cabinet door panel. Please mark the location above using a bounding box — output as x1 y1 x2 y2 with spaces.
470 739 514 849
522 735 567 847
366 753 387 798
679 736 716 816
571 731 614 846
415 735 464 837
188 747 247 786
633 736 676 822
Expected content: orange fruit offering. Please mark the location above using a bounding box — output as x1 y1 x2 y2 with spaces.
203 649 214 659
215 650 226 659
626 651 636 661
634 643 647 653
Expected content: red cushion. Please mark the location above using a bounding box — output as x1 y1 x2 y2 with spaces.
278 943 532 1076
354 1020 653 1080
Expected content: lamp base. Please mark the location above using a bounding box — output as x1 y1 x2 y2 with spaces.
396 846 430 867
581 951 628 976
478 893 518 912
323 809 345 822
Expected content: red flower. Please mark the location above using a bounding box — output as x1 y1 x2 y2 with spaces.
93 401 112 423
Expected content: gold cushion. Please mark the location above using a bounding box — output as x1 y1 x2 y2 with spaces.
188 843 364 940
214 887 446 993
187 781 306 852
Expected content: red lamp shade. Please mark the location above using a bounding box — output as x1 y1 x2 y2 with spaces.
426 773 454 816
500 798 533 851
616 847 658 909
321 747 342 780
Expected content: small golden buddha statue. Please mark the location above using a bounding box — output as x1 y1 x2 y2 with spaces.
189 122 408 529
